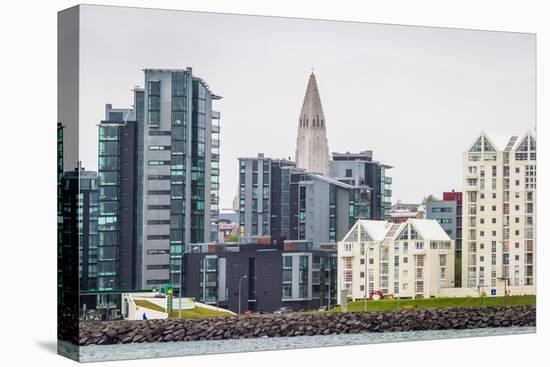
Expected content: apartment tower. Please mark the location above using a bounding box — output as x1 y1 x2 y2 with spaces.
462 131 536 295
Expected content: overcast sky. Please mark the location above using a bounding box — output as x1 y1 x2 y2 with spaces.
79 5 535 207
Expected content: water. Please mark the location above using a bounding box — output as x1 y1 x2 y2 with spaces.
67 326 535 362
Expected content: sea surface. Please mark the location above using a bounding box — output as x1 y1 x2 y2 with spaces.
62 326 535 363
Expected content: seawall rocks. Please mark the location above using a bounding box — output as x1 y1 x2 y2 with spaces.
77 305 535 346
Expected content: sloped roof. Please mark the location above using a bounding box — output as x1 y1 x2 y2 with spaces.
409 219 451 241
482 131 515 151
358 220 394 241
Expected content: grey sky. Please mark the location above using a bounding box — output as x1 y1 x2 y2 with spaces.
79 5 535 207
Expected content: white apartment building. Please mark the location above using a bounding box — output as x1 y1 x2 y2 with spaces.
462 131 536 296
337 219 455 303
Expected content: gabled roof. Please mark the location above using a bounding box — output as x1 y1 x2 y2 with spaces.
341 219 451 243
467 131 517 153
357 220 394 241
409 219 451 241
482 131 515 151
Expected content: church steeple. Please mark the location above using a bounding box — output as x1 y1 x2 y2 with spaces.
295 72 330 175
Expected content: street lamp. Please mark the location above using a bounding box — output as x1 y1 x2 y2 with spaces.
238 275 248 314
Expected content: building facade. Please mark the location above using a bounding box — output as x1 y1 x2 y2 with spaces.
330 151 392 220
337 219 455 302
294 72 330 176
97 68 221 294
61 164 99 292
97 101 139 292
181 239 337 313
238 154 373 245
291 172 372 245
462 132 536 295
238 154 295 244
426 191 463 286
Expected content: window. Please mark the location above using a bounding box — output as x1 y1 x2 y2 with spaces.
148 160 171 166
492 218 496 224
492 205 496 211
360 272 365 278
147 249 169 254
345 169 352 177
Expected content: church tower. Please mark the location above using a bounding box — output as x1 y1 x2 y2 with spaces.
294 72 330 175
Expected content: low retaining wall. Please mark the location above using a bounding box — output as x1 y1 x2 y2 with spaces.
78 305 535 346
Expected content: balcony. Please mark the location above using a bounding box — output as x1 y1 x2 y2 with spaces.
212 111 220 120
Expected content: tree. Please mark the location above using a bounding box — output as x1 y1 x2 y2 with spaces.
421 194 439 204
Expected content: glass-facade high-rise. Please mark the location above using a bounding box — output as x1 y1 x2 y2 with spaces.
62 164 98 292
97 68 221 295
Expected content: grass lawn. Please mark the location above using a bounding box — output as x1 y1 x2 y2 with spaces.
134 299 165 313
133 299 232 319
168 306 232 319
329 295 536 313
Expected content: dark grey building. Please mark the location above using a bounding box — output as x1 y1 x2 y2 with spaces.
238 154 295 244
61 164 99 292
97 99 140 292
181 240 337 313
330 151 392 220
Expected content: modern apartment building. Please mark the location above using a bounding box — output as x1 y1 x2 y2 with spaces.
462 131 536 295
61 164 99 292
97 101 139 292
238 154 373 245
237 154 296 244
337 219 455 302
426 191 463 286
330 151 392 220
292 172 372 244
97 68 221 294
181 239 337 313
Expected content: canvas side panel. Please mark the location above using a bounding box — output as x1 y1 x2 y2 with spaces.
57 5 81 362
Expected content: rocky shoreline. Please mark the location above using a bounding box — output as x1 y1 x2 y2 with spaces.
77 305 535 346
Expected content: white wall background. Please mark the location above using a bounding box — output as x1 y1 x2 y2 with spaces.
0 1 547 367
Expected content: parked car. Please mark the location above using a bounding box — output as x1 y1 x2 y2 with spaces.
273 306 293 314
244 310 255 315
